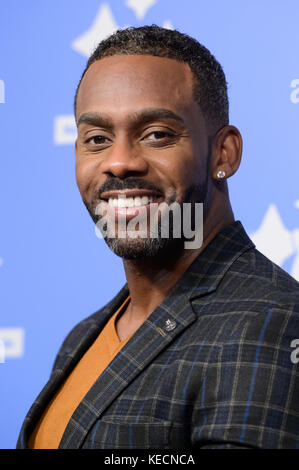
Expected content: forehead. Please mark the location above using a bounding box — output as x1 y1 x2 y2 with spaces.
76 55 197 120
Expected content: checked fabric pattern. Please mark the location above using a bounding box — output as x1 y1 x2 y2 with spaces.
17 221 299 449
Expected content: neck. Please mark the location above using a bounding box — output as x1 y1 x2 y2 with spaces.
122 192 234 322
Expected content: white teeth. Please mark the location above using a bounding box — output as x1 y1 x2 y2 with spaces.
107 195 155 208
117 198 125 208
134 196 142 206
126 198 134 208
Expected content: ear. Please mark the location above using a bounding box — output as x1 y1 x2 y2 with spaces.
210 125 242 181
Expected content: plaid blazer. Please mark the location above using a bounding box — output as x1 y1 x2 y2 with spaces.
17 221 299 449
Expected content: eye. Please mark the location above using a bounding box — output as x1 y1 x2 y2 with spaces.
85 135 111 145
145 131 174 140
142 130 177 147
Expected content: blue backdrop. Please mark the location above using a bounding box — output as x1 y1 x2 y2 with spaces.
0 0 298 449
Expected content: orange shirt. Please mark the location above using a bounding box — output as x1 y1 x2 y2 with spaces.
29 296 131 449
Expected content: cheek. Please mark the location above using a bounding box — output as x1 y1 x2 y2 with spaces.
176 147 207 189
75 159 98 198
157 150 201 196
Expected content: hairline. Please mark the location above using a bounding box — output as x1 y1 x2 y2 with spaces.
74 53 204 123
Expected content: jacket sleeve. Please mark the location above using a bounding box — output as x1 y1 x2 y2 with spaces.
191 304 299 449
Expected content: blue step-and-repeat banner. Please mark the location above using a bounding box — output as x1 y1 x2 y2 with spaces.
0 0 298 449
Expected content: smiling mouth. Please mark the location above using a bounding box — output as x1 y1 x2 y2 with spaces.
99 189 164 209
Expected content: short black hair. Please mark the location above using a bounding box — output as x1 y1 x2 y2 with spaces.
74 25 229 133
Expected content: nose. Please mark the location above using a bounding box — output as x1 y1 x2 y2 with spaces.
101 140 149 179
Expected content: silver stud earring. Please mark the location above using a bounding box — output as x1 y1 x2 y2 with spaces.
217 170 226 179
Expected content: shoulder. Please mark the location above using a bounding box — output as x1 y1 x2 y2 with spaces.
224 246 299 300
221 248 299 371
191 246 299 352
189 250 299 447
211 246 299 321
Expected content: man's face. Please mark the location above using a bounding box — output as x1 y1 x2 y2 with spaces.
75 54 210 258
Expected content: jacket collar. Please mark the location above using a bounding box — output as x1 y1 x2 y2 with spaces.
172 220 255 301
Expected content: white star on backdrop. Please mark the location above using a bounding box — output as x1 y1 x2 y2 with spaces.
126 0 157 19
72 3 118 58
250 203 299 280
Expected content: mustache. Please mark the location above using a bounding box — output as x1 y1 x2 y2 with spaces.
97 177 163 198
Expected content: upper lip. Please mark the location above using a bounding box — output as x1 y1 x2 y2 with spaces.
100 189 163 200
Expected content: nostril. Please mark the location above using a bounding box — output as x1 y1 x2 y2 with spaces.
104 168 148 179
101 150 149 178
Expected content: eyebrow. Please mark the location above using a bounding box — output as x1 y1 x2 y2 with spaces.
77 108 186 129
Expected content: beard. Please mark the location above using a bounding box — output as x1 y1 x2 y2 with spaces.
83 177 207 260
102 227 174 259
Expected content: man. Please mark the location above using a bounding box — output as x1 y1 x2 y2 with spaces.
17 25 299 449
